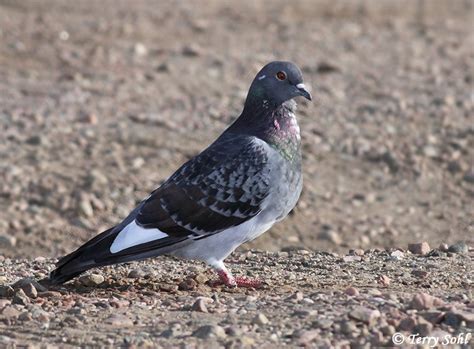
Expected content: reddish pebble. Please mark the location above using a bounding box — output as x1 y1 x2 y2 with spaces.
408 242 431 255
410 292 444 310
345 287 360 296
378 275 391 287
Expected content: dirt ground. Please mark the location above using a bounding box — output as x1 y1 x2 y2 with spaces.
0 0 473 347
0 0 473 258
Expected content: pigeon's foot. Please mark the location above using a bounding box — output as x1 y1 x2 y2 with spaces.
209 268 262 288
213 269 237 287
234 276 262 288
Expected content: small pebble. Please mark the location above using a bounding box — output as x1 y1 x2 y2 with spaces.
239 336 256 346
78 197 94 218
340 320 357 334
194 273 208 284
287 291 304 302
0 299 11 308
444 309 474 325
18 311 33 322
378 275 391 287
79 274 105 287
349 249 365 256
193 325 226 339
2 306 21 319
253 313 270 326
419 311 445 324
133 42 148 57
398 316 417 331
349 307 380 326
12 289 29 306
225 326 242 337
20 283 37 299
127 269 144 279
178 278 197 291
410 292 444 310
12 278 47 293
390 250 405 260
448 241 468 254
297 329 320 346
159 284 178 293
191 298 208 313
408 242 431 255
345 287 360 296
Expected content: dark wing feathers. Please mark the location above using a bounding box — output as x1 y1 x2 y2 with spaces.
48 135 272 285
135 134 271 237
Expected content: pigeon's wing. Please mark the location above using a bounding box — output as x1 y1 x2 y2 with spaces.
135 134 272 238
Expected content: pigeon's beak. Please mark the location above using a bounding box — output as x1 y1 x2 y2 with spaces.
296 83 312 101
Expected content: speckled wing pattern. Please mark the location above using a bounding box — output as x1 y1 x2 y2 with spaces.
135 133 271 239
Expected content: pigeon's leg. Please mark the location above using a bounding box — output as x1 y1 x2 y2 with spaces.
215 267 237 287
209 260 262 288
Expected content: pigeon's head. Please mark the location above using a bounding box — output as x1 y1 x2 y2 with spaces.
246 61 312 108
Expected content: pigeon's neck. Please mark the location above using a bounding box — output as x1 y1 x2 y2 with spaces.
229 100 301 163
262 101 301 163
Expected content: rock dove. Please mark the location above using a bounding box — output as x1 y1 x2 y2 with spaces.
49 61 312 287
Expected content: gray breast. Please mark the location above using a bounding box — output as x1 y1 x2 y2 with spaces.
263 146 303 222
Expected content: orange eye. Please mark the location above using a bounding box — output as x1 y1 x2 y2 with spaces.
276 71 287 81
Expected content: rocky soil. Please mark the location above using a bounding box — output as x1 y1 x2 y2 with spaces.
0 247 473 348
0 0 473 347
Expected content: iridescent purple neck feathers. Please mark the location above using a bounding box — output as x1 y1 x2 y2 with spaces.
227 100 301 163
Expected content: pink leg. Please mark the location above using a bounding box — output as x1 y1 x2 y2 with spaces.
209 263 262 288
215 269 237 287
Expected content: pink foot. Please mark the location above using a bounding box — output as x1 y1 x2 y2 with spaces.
234 276 262 288
209 269 262 288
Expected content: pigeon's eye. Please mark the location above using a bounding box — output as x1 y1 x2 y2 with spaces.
276 71 287 81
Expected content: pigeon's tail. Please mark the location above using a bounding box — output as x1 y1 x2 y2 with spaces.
48 227 119 285
49 225 189 285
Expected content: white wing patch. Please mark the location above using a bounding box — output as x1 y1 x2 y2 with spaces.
110 220 168 253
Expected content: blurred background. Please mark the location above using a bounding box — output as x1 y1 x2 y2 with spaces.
0 0 472 258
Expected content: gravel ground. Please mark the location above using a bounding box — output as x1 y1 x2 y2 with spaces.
0 247 473 348
0 0 473 347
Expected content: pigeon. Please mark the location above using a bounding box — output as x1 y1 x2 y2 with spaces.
49 61 312 288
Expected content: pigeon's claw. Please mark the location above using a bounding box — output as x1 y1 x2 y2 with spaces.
234 276 262 288
209 268 262 288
